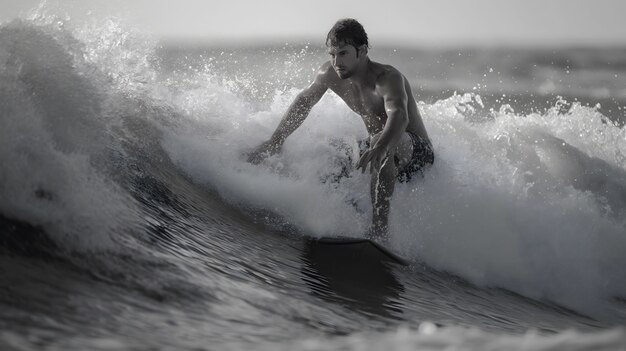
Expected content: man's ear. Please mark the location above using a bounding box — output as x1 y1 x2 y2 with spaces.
358 45 368 57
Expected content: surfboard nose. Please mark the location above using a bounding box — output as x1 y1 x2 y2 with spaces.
314 236 409 266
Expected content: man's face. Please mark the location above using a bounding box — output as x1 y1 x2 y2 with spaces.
328 43 360 79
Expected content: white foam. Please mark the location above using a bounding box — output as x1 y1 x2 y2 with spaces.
283 325 626 351
0 16 142 251
162 88 370 237
162 74 626 319
5 4 624 320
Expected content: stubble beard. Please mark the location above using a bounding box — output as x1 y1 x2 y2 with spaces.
336 69 353 79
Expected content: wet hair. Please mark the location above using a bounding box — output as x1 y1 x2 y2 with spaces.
326 18 369 50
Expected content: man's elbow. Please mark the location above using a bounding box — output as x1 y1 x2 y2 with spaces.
390 108 409 129
289 92 310 112
295 91 316 109
400 110 409 129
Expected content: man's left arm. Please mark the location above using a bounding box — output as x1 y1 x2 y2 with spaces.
357 72 409 172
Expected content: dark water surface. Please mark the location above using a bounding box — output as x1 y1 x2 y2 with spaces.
1 10 626 351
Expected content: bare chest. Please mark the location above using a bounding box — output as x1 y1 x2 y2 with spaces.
330 84 387 131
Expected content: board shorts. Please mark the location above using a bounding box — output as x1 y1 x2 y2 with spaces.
359 131 434 183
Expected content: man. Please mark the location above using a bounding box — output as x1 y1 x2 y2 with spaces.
248 18 434 242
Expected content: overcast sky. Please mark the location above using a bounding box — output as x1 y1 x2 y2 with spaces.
2 0 625 47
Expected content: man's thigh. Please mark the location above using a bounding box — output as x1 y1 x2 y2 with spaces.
383 132 413 170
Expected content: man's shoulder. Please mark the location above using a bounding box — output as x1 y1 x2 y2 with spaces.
371 62 404 83
371 62 406 92
318 61 337 78
311 61 339 86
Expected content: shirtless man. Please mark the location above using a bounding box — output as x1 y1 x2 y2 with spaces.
248 18 434 241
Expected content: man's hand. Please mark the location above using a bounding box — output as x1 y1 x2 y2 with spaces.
356 144 389 173
247 140 282 164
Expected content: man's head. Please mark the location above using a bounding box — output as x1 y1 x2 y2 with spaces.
326 19 369 79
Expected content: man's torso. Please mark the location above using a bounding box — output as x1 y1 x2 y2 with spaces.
322 60 429 141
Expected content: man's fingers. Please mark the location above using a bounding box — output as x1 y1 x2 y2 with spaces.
369 150 390 173
247 147 270 165
356 151 366 170
247 140 282 165
358 151 374 173
358 146 391 173
247 151 262 164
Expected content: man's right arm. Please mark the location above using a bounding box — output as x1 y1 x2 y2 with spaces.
247 63 331 164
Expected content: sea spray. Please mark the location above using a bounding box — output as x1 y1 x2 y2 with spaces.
1 4 625 324
164 86 626 319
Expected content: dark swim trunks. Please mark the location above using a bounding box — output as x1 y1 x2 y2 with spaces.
359 131 434 183
395 131 434 182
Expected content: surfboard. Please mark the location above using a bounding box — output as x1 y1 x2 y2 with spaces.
313 236 409 266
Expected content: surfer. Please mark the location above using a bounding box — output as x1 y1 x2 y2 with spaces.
248 18 433 241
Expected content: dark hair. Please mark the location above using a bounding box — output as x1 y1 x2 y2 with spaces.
326 18 369 49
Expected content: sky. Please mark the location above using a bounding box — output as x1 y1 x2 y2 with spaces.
1 0 626 47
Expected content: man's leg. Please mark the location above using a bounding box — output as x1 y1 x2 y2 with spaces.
368 154 396 241
366 132 413 242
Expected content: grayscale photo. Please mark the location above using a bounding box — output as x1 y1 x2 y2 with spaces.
0 0 625 349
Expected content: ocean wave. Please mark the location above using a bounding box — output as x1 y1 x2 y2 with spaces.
1 8 625 326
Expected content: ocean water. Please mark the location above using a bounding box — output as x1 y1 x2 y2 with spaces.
1 7 626 351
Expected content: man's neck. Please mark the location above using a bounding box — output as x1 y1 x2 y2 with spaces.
347 57 371 84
